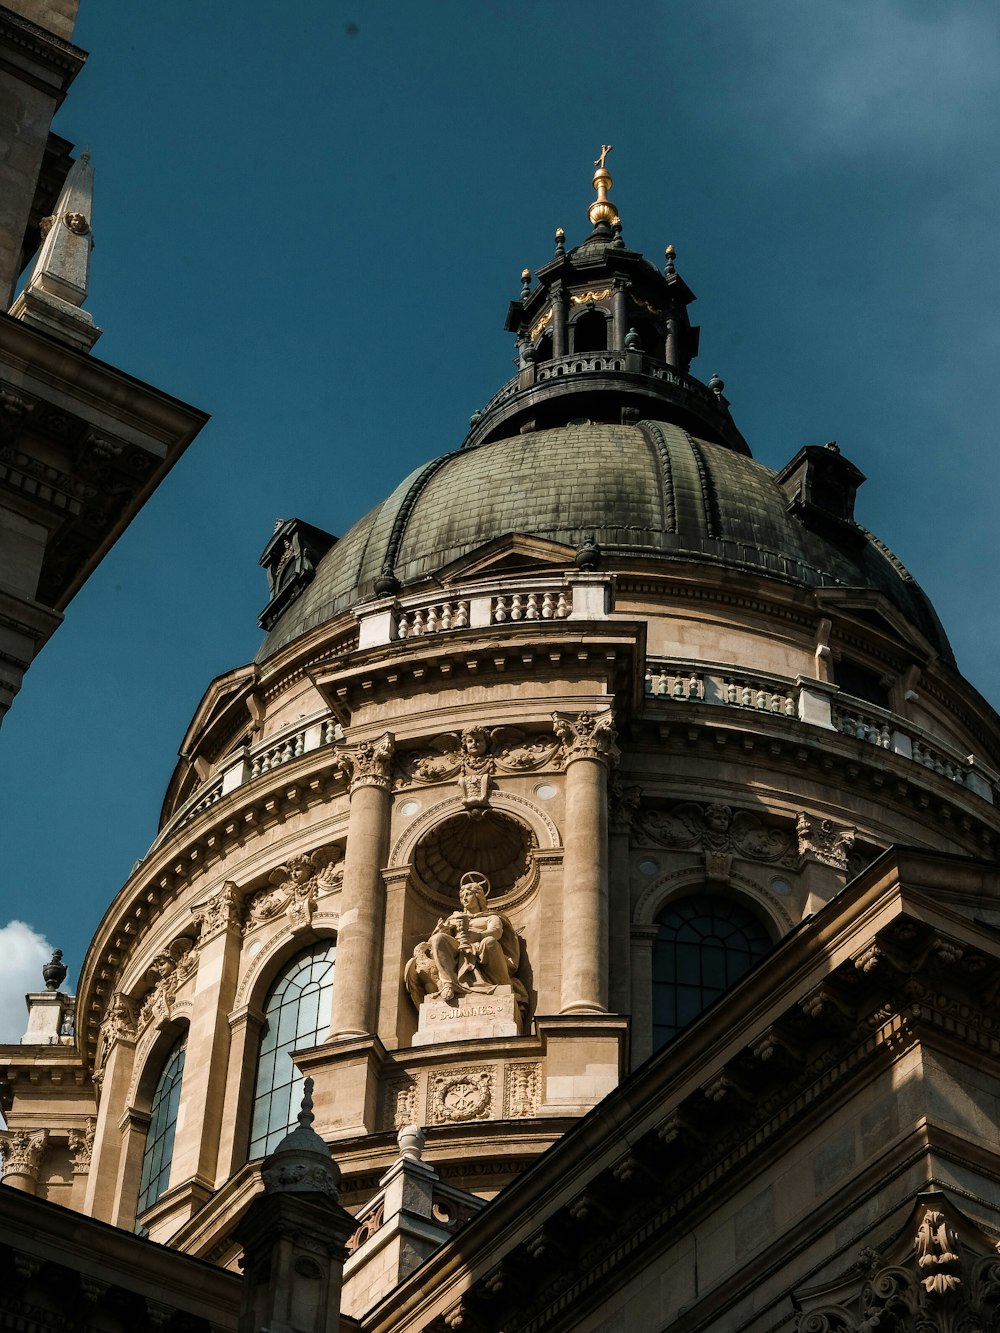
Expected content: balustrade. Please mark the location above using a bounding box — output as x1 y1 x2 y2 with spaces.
493 590 571 624
397 600 470 638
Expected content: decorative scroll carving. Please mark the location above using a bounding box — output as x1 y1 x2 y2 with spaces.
797 813 856 870
396 726 560 814
551 709 619 767
193 880 243 941
138 938 197 1030
336 732 395 793
0 1128 48 1181
634 801 797 867
430 1068 494 1124
795 1198 1000 1332
244 847 342 933
405 871 528 1014
346 1199 385 1254
68 1118 96 1171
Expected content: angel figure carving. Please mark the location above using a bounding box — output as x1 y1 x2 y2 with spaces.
244 846 342 932
405 871 528 1014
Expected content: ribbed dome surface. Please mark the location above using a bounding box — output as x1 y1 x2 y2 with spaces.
258 421 950 662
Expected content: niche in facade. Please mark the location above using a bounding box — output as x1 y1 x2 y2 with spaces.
413 810 535 900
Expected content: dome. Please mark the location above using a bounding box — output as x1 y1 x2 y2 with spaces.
257 419 950 662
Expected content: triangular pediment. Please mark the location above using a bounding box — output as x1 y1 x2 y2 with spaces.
438 533 577 586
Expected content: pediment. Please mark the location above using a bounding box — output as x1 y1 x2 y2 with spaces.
437 533 577 586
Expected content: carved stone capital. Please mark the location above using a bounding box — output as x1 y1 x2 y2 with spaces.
0 1128 48 1181
609 775 641 834
67 1117 96 1172
99 990 138 1056
338 732 395 793
551 709 619 769
193 880 243 941
797 812 856 870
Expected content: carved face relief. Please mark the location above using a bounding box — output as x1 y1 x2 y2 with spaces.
63 212 90 235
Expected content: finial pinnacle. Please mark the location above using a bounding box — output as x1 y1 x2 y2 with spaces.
297 1077 315 1127
588 145 620 230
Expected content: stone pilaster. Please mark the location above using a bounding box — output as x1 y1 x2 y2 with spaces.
553 710 619 1014
169 881 244 1190
628 926 661 1069
84 991 138 1221
330 734 395 1039
608 778 641 1015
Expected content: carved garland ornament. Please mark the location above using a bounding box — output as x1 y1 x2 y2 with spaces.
193 881 243 941
396 726 560 814
431 1068 494 1123
635 801 799 868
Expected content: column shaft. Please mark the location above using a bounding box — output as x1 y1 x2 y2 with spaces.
331 782 392 1038
560 756 610 1013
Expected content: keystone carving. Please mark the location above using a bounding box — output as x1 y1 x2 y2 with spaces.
635 801 797 867
244 846 342 933
396 725 560 813
551 708 619 767
337 733 395 792
138 938 198 1030
0 1128 48 1182
797 813 856 871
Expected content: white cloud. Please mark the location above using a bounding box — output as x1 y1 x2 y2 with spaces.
0 920 53 1043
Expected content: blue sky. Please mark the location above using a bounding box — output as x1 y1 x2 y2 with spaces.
1 0 999 1036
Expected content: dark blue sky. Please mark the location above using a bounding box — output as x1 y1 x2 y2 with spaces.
1 0 998 1032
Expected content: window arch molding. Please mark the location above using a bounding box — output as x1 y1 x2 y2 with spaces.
235 923 337 1017
246 938 337 1161
633 866 793 938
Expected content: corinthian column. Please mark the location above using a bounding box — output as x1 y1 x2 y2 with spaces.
329 733 395 1039
553 710 619 1014
0 1127 48 1194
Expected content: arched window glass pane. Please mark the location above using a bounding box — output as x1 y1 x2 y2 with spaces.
249 941 336 1159
136 1034 186 1215
652 896 771 1051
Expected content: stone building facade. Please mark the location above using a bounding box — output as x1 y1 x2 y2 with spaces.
3 58 1000 1333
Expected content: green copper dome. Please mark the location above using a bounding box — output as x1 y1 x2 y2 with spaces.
256 419 951 663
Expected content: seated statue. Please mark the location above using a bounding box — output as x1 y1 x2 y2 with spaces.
405 871 528 1014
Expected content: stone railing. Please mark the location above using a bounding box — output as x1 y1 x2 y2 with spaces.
493 589 571 623
645 658 998 804
157 713 342 844
356 575 603 650
644 663 797 716
397 600 470 638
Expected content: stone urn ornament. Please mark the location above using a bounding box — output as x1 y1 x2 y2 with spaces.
42 950 68 992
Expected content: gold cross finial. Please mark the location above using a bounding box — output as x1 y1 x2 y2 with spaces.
589 146 620 228
595 144 613 170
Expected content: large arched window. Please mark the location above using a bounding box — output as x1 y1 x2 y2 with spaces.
249 941 336 1159
136 1033 186 1215
651 895 771 1050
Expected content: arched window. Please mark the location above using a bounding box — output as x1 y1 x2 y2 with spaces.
651 895 771 1050
136 1033 186 1215
573 309 608 353
249 941 336 1159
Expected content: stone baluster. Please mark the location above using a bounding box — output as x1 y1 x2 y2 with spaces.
552 710 620 1013
329 734 395 1039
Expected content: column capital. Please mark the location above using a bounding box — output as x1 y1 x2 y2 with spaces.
193 879 244 942
337 732 395 794
0 1127 48 1185
552 709 619 769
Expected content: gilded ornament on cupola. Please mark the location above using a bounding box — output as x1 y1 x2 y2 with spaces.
588 144 620 228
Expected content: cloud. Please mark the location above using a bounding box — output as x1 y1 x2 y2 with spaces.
0 921 54 1043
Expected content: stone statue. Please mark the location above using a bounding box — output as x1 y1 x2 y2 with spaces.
405 871 527 1013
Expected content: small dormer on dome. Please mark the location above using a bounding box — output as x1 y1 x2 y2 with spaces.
259 517 337 630
474 146 747 454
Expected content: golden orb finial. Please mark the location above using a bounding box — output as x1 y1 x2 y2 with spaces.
588 144 620 229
